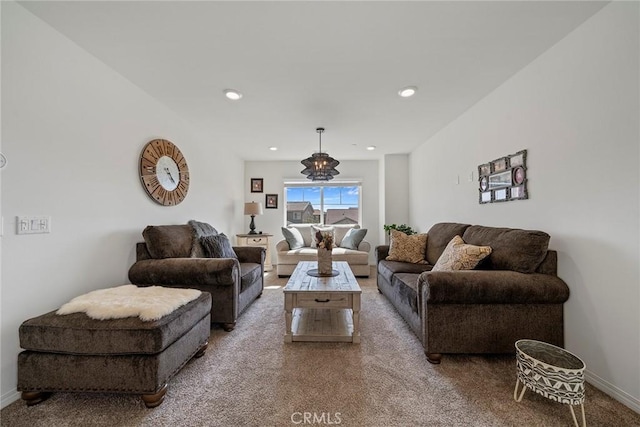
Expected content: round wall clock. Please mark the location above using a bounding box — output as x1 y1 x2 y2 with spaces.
139 139 189 206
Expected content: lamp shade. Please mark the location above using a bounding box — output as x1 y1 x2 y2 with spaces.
244 202 263 216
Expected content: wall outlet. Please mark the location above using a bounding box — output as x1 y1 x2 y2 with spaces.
16 216 51 234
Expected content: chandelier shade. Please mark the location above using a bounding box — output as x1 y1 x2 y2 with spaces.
301 128 340 181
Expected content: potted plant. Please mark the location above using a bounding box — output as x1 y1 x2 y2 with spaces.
383 224 416 244
383 224 416 236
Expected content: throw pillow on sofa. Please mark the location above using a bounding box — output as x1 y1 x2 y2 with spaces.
282 227 305 250
199 234 238 259
431 235 491 272
188 219 218 257
340 228 368 250
386 229 428 264
310 226 335 248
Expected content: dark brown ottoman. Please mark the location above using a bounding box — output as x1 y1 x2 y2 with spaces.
17 292 211 408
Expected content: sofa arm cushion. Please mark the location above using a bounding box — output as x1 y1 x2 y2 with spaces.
233 246 265 264
357 240 371 253
418 270 570 304
276 240 292 252
129 258 240 287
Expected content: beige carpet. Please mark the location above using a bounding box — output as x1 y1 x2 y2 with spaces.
2 268 639 426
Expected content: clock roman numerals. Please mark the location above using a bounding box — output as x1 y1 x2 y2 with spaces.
142 175 160 188
174 187 185 201
154 187 167 203
139 139 190 206
140 157 156 175
143 148 159 163
152 140 164 157
166 191 176 206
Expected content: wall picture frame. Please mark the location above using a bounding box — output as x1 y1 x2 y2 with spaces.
265 194 278 209
478 149 528 204
251 178 263 193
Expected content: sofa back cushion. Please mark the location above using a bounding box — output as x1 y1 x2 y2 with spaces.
425 223 471 265
462 225 550 273
332 224 360 246
142 225 194 259
287 223 360 247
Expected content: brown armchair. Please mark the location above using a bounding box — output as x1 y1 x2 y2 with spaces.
128 222 264 331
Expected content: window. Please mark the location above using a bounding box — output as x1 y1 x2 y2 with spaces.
285 182 361 225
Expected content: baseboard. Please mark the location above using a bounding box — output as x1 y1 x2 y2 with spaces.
586 369 640 414
1 388 20 409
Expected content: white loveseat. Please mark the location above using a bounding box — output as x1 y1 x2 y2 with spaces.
276 224 371 277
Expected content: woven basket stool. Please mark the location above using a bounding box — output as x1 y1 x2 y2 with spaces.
514 339 586 427
17 292 211 408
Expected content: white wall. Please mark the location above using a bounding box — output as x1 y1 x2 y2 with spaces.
409 2 639 410
0 2 244 407
244 160 380 265
383 154 410 228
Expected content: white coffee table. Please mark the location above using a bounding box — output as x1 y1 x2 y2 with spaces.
283 261 361 343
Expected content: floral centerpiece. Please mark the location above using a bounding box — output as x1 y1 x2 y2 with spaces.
315 230 334 250
315 230 334 275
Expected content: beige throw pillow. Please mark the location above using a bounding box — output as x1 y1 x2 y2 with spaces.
386 230 428 264
432 235 492 272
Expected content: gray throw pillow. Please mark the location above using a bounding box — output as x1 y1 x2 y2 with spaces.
188 220 218 257
199 233 237 259
340 228 368 250
282 227 305 250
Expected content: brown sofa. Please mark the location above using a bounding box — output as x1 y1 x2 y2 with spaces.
376 222 570 364
128 222 264 331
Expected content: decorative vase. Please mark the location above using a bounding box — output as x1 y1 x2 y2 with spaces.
317 248 333 276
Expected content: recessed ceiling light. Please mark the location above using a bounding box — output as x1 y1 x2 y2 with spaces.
224 89 242 100
398 86 418 98
269 146 278 151
366 146 376 151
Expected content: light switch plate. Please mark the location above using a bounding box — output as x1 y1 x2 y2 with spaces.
16 216 51 234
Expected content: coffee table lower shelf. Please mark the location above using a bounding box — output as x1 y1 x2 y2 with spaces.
287 308 357 343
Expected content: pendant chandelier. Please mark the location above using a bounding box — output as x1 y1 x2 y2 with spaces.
301 127 340 181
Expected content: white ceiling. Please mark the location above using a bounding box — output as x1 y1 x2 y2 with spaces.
19 1 607 161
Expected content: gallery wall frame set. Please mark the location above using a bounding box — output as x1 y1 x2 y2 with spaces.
250 178 278 209
478 150 528 204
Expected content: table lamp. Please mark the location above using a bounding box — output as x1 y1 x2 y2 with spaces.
244 202 263 235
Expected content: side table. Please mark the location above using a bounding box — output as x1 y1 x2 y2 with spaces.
236 234 273 271
514 339 586 427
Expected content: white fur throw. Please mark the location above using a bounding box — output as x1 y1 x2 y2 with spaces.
56 285 201 321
